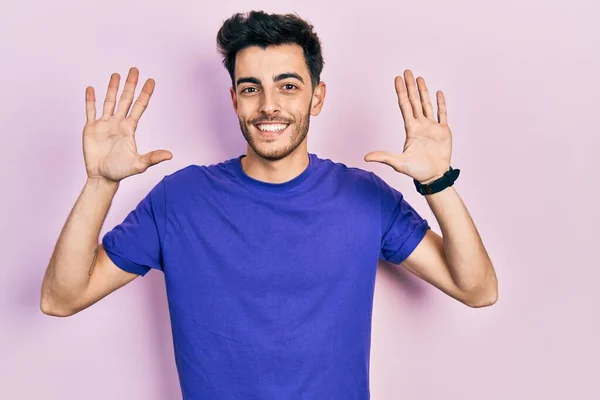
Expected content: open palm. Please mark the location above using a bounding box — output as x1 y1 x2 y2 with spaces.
83 67 172 183
365 70 452 184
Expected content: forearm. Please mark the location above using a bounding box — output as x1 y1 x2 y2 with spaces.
425 186 497 295
41 178 119 311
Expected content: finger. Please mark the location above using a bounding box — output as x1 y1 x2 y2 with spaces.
416 77 435 121
395 76 414 121
404 70 424 118
129 78 155 124
437 91 448 125
102 73 120 119
135 150 173 172
364 151 407 174
85 86 96 123
115 67 139 117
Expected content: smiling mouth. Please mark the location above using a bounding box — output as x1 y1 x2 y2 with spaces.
253 123 290 137
254 123 290 132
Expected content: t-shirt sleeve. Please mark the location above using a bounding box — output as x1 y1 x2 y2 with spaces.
372 173 430 264
101 178 168 276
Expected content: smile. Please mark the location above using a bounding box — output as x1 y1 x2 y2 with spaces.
254 123 290 132
253 123 291 138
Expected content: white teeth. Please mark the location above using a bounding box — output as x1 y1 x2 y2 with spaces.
257 124 288 132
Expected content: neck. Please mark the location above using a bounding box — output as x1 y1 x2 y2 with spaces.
241 146 309 184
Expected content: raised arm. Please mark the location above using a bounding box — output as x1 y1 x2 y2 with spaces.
40 67 172 317
365 69 497 307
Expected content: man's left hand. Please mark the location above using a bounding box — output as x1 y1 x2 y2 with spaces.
365 70 453 184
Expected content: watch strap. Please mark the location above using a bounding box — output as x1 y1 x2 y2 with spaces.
413 167 460 195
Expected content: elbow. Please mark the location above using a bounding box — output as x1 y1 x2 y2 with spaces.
40 296 76 318
462 280 499 308
465 284 499 308
465 290 498 308
463 263 498 308
40 279 84 317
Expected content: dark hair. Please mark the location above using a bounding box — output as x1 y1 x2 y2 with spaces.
216 11 324 90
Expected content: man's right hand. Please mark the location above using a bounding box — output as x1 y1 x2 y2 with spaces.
83 67 172 183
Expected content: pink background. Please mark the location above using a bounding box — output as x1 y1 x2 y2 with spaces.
1 0 598 399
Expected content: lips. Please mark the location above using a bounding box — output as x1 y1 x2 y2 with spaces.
253 122 290 138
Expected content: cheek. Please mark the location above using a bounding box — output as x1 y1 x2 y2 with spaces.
236 109 253 124
281 99 308 116
236 101 258 119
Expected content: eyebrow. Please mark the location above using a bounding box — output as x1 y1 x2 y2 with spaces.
236 72 305 87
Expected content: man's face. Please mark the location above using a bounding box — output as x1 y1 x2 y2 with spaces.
230 43 325 161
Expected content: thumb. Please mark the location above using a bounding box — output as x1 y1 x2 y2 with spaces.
364 151 407 174
137 150 173 172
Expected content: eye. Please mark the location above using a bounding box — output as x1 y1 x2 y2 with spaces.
241 87 257 94
283 84 298 90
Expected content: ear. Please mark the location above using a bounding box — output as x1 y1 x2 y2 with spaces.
310 81 326 116
229 86 237 112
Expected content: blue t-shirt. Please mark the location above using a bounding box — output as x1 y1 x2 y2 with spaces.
102 153 429 400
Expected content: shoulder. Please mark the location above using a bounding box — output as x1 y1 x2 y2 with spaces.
313 156 413 208
161 156 240 189
314 154 378 188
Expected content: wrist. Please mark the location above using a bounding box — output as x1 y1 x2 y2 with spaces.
419 174 444 185
413 167 460 196
85 176 120 192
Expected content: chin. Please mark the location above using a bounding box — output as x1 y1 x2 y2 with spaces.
251 145 296 162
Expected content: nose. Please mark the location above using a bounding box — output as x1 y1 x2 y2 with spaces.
258 88 281 114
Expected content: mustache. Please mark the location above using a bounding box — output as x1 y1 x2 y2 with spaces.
250 118 293 125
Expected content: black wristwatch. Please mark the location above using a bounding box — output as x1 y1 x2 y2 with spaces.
413 167 460 195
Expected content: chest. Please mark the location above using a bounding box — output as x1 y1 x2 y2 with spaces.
164 191 380 294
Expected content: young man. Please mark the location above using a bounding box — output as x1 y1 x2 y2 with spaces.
40 10 498 400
